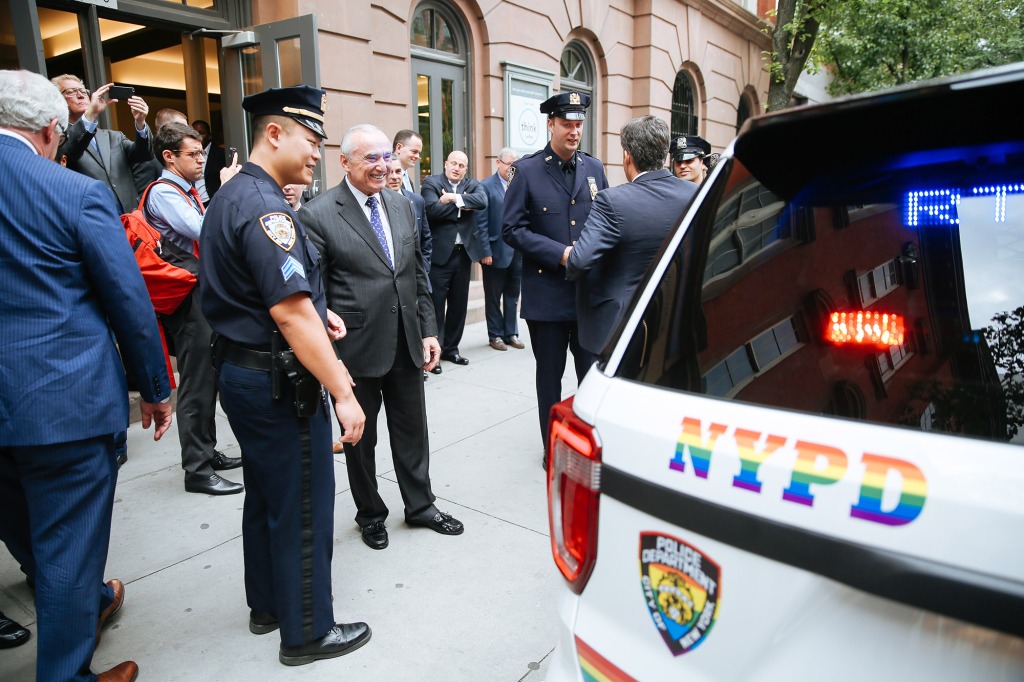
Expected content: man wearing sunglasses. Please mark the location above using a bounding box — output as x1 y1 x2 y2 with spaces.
51 74 152 215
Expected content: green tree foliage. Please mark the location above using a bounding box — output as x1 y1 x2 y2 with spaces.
764 0 1024 110
815 0 1024 96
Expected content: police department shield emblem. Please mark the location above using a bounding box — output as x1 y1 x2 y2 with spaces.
260 212 296 251
569 91 581 105
321 93 327 112
587 176 598 200
639 532 721 656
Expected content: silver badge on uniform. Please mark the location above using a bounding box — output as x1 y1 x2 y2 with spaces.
260 212 296 251
587 176 599 200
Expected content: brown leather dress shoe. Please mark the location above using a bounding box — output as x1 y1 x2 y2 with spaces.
489 338 508 351
97 660 138 682
505 335 526 349
96 579 124 643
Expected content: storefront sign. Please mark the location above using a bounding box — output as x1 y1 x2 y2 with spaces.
503 62 553 156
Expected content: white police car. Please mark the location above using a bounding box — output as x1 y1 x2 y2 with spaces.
546 63 1024 681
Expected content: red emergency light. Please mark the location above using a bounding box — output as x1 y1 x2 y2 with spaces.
827 311 905 347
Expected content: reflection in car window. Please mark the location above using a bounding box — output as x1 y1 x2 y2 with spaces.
621 153 1024 446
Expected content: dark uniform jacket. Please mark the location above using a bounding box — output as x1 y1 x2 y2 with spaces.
502 143 608 321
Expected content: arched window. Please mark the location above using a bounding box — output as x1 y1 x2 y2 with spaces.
560 41 596 154
410 1 469 179
671 71 698 139
411 4 458 54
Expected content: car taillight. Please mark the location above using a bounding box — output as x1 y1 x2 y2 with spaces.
548 397 601 594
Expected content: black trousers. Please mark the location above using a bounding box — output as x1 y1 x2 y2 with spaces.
525 319 595 448
342 343 437 527
161 289 218 476
428 244 471 357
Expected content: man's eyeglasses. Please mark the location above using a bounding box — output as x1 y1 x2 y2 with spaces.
61 87 90 98
360 152 393 165
173 149 207 161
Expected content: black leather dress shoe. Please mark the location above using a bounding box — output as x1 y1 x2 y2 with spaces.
115 451 128 467
249 609 280 635
210 450 242 471
360 521 388 550
407 511 464 535
429 365 443 375
442 354 469 365
0 610 30 649
279 622 372 666
185 473 244 495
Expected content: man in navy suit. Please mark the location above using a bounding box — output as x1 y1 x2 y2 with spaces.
503 91 608 457
476 147 524 351
0 69 173 682
566 115 697 355
421 151 488 369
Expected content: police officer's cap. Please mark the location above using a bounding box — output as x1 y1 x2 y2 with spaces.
540 91 591 120
670 135 711 162
243 85 328 139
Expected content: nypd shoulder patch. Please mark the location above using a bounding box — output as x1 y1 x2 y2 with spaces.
261 212 296 251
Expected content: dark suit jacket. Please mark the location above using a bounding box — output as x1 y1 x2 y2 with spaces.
203 145 227 200
59 118 153 212
302 182 437 378
420 173 488 265
502 145 609 321
475 172 515 269
566 168 697 354
402 187 432 273
0 135 170 446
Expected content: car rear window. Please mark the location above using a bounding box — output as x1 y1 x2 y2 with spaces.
618 131 1024 446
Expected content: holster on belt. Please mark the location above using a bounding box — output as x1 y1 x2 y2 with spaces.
271 330 323 417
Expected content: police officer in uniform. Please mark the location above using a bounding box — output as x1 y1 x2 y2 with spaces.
669 134 711 185
502 91 609 463
199 86 371 667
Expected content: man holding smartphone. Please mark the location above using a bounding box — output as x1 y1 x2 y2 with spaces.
52 75 153 214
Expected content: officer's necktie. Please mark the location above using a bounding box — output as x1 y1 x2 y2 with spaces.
366 195 393 267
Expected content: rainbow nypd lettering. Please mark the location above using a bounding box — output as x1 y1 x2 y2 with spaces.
669 417 927 526
639 533 721 656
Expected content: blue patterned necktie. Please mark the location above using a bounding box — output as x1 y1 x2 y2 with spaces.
366 195 393 267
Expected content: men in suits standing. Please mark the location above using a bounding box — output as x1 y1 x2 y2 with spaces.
392 129 422 193
476 147 524 351
421 151 488 369
503 92 608 458
0 69 173 682
200 86 369 666
303 124 465 551
52 74 152 214
387 155 432 275
566 116 697 355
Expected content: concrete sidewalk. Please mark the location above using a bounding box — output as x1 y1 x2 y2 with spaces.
0 318 577 681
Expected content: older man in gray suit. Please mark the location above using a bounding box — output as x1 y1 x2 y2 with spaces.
303 124 465 551
565 115 697 355
52 75 152 213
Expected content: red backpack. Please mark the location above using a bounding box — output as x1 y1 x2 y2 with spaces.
121 181 197 316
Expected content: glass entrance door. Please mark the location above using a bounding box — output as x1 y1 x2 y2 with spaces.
412 58 466 182
221 15 322 195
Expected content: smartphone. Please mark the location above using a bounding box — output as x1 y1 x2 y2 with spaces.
107 85 134 100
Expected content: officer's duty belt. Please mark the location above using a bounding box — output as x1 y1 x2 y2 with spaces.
220 342 273 371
